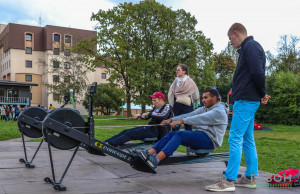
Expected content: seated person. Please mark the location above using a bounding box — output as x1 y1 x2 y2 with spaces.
140 88 228 169
105 92 173 147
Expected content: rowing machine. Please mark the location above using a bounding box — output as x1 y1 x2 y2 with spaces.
40 82 155 191
17 93 71 168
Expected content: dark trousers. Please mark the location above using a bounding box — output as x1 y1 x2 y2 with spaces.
173 101 194 130
105 126 159 147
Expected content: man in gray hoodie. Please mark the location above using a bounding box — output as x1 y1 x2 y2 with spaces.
140 88 228 169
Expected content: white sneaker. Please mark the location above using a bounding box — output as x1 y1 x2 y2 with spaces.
205 177 235 192
234 176 256 188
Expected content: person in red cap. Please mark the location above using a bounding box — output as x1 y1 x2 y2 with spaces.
104 92 173 147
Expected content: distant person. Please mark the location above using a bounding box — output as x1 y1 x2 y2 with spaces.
15 105 21 120
205 23 271 192
11 105 16 121
1 105 5 120
49 104 54 110
5 105 11 121
168 64 200 130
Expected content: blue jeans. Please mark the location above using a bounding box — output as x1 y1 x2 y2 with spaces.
224 100 260 181
153 130 214 157
173 101 194 130
105 126 159 146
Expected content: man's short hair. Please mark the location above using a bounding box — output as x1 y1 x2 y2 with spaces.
203 88 220 102
228 23 247 36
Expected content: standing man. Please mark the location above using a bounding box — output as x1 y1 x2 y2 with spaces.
206 23 271 192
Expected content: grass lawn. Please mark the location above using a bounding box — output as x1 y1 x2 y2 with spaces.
1 117 299 174
0 120 22 141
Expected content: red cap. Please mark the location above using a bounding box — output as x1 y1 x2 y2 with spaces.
149 92 165 100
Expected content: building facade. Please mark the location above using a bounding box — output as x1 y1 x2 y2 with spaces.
0 23 109 113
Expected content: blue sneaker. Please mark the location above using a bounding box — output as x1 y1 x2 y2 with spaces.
140 151 159 169
141 150 150 158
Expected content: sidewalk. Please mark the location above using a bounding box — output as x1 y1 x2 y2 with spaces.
0 141 299 194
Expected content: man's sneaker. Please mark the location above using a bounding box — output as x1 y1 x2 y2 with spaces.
234 176 256 188
140 151 159 169
141 150 150 158
205 177 235 192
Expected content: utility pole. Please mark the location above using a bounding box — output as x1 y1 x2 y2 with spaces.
38 15 43 26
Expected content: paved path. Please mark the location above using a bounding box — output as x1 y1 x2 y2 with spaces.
0 141 299 194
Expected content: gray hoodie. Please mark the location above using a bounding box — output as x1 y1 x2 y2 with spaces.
172 102 228 148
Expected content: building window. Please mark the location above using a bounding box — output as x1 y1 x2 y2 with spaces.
26 33 32 41
54 34 60 42
101 73 106 79
101 64 106 68
25 60 32 68
53 75 59 82
53 61 59 68
25 47 32 54
53 48 60 55
64 62 70 69
64 76 70 83
53 93 59 101
64 49 70 56
65 35 71 43
25 75 32 82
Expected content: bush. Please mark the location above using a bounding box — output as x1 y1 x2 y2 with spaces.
256 71 300 125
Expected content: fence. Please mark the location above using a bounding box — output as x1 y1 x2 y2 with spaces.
0 96 30 105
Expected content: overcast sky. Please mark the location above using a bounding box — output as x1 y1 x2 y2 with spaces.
1 0 299 54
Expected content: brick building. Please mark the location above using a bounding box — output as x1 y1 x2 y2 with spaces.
0 23 109 113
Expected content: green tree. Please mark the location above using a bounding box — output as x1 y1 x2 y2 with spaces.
256 71 300 125
75 0 214 114
83 84 125 115
39 51 89 105
213 52 236 101
267 35 300 74
222 41 239 64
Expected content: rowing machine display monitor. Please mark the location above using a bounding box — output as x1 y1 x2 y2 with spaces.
88 82 97 95
63 92 70 104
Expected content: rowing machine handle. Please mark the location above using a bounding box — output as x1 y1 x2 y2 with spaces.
164 123 180 130
137 115 149 119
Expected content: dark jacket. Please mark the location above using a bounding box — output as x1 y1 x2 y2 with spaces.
148 104 173 139
232 36 266 102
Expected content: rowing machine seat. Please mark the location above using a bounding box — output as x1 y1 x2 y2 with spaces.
186 147 215 157
142 137 158 143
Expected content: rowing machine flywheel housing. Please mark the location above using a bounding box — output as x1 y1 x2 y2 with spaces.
42 108 86 150
18 107 48 138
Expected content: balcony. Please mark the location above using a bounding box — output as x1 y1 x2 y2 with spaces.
0 96 30 105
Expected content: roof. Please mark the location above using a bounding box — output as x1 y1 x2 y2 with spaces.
0 80 38 87
122 103 152 110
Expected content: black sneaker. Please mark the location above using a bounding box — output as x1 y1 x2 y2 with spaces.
140 151 158 169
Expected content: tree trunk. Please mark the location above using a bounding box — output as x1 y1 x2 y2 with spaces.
126 89 132 117
141 104 146 113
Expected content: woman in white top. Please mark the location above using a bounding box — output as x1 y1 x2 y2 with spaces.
168 64 200 130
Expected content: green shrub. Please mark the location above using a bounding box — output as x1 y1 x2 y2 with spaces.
256 71 300 125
